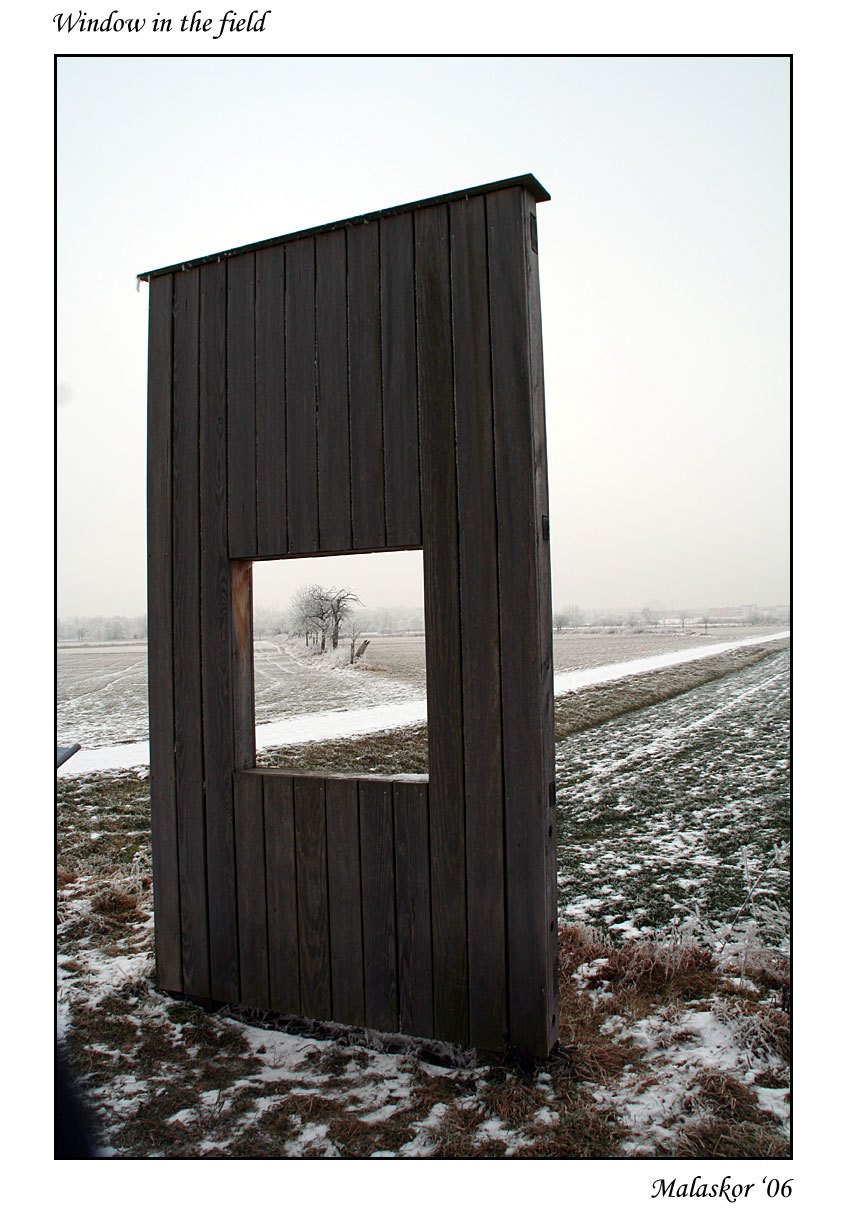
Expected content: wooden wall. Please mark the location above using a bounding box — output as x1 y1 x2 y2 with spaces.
144 175 558 1056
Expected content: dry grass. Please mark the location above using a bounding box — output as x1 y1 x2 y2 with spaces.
478 1073 546 1127
667 1114 789 1160
595 936 720 1001
258 722 429 774
552 923 790 1158
694 1069 776 1124
58 854 152 946
59 911 790 1158
554 927 647 1085
712 998 791 1067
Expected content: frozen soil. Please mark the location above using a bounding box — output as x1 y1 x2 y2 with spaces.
57 639 790 1159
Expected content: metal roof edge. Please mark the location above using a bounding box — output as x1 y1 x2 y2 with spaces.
137 173 550 281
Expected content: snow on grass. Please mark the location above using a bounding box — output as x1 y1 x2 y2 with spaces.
57 632 790 1158
58 629 789 776
588 999 790 1156
556 650 790 942
552 630 788 695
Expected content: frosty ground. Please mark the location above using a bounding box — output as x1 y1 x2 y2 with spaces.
56 626 786 773
56 628 790 1158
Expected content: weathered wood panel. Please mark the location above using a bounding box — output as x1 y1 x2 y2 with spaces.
316 229 352 552
487 186 554 1057
450 195 508 1051
380 212 421 548
325 779 365 1026
234 772 268 1006
393 781 433 1039
200 260 240 1003
416 203 468 1045
146 272 181 992
227 253 257 557
359 781 397 1033
293 776 332 1019
255 244 287 554
286 238 319 553
230 560 255 770
171 267 210 998
523 193 559 1045
146 176 555 1056
264 775 301 1014
348 222 385 550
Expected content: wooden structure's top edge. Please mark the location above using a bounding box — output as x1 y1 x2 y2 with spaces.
137 174 550 281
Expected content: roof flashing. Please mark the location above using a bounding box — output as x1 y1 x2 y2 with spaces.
138 173 550 281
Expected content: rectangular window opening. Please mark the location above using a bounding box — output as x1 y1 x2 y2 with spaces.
249 550 427 777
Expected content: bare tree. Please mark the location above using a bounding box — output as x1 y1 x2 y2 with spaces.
288 584 360 651
327 588 361 649
289 583 329 649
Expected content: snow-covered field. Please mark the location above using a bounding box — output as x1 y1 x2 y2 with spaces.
57 627 788 775
56 626 790 1158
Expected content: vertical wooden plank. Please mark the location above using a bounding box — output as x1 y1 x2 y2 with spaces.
359 781 397 1033
325 779 365 1026
293 776 332 1019
415 204 468 1044
348 222 386 549
316 229 352 552
449 196 508 1051
234 772 269 1007
286 237 319 553
380 212 421 548
255 244 287 555
230 559 256 770
171 266 210 998
227 253 257 557
487 186 554 1057
523 193 559 1047
199 259 240 1004
146 272 182 992
264 775 301 1014
394 781 433 1039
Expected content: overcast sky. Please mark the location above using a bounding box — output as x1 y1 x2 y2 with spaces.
56 54 789 617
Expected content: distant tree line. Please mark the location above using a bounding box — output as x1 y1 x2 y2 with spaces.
552 605 584 630
57 615 147 641
57 599 786 647
550 603 789 632
352 606 425 635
